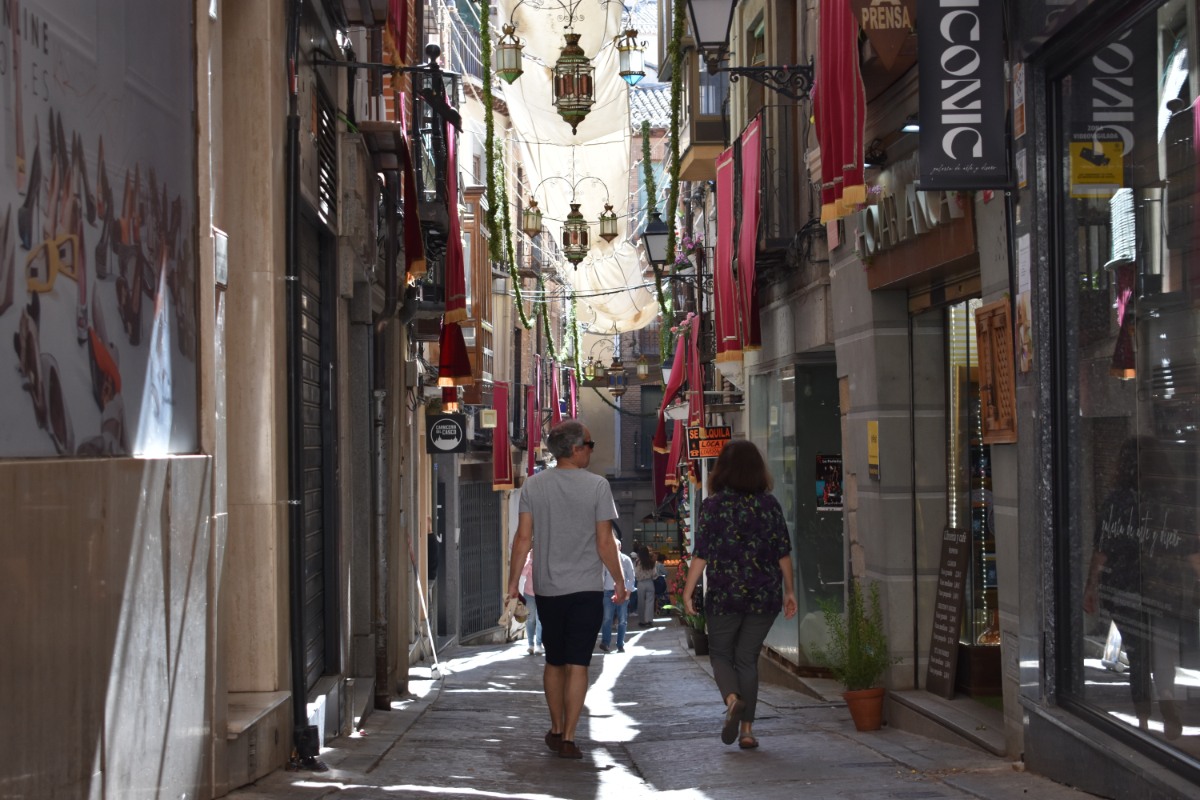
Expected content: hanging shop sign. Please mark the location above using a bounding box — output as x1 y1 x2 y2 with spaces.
686 425 731 460
851 0 916 71
917 0 1009 190
816 454 843 512
1068 20 1157 198
427 413 468 453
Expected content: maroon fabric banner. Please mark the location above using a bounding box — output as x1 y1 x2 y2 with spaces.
568 368 578 418
653 328 689 453
526 384 538 476
385 0 409 66
664 420 685 488
493 382 513 490
814 0 866 222
738 116 762 350
437 319 472 386
444 118 467 324
714 147 740 363
686 314 705 427
399 124 427 276
549 362 562 426
653 448 670 506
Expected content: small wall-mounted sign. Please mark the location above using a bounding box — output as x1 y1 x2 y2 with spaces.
426 414 467 453
480 409 498 429
685 426 732 460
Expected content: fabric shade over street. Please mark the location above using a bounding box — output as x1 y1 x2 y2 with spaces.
496 0 657 333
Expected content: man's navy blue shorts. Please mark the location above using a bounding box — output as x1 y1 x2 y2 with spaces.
536 591 604 666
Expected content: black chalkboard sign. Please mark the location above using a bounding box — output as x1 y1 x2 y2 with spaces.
926 527 968 699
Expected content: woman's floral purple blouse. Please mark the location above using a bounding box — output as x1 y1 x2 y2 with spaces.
695 490 792 616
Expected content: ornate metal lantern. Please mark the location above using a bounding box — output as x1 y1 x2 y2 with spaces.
583 357 597 382
598 203 618 242
641 209 670 267
636 355 650 379
552 33 595 135
496 24 524 83
605 355 628 398
614 29 646 86
521 198 543 238
562 202 590 266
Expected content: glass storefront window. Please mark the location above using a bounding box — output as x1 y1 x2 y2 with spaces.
1058 0 1200 754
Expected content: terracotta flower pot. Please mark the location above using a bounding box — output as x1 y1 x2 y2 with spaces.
843 687 885 731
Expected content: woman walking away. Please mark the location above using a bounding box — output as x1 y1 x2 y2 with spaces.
683 440 797 749
634 546 657 627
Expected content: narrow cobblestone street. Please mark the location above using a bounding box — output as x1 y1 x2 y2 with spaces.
228 622 1095 800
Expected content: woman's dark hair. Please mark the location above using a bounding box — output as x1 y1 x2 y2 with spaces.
708 439 772 494
637 546 655 570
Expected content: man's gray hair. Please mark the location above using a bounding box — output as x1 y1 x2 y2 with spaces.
546 419 586 459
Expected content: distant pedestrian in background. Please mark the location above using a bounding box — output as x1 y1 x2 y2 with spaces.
519 552 542 655
599 533 635 653
634 546 657 627
683 439 796 750
505 419 627 759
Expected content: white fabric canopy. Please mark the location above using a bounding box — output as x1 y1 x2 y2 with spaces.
498 0 658 334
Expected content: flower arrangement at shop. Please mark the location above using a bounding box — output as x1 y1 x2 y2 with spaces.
813 579 897 731
664 558 708 654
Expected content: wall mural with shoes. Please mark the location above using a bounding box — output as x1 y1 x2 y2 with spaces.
0 1 197 457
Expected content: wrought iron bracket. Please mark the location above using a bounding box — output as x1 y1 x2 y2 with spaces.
719 59 814 102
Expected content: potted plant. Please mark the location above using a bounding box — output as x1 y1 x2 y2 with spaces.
814 580 896 731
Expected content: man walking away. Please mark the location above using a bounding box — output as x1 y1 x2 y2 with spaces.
506 419 627 759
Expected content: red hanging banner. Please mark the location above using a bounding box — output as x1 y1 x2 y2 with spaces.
492 382 513 490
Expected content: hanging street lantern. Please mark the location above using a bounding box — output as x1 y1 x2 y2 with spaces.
641 209 670 267
598 202 618 242
552 33 595 135
521 198 543 238
562 202 590 266
583 357 597 382
496 24 524 83
614 28 646 86
636 354 650 379
606 355 628 398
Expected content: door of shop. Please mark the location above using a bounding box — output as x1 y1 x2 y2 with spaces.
297 220 338 691
459 481 502 638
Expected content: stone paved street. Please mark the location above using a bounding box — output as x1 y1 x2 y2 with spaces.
227 622 1097 800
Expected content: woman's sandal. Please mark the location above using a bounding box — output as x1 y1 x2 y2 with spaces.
738 735 759 749
721 698 745 744
544 730 562 752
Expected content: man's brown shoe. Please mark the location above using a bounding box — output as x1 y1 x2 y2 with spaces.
558 740 583 759
544 730 562 752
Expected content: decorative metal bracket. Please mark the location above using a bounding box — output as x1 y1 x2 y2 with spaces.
720 59 814 102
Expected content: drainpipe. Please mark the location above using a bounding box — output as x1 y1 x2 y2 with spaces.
373 385 390 708
285 0 321 765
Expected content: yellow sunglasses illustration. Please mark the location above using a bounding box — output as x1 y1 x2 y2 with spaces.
25 232 79 293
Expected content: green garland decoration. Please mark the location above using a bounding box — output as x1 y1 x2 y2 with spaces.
568 294 581 375
642 120 669 322
666 0 685 271
480 1 501 260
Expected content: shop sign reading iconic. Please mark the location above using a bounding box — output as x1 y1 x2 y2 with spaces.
850 0 917 71
1068 21 1156 198
426 413 468 453
917 0 1009 190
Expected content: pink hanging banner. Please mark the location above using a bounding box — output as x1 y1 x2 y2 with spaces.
568 369 578 418
493 382 513 489
652 330 689 453
737 116 763 350
686 316 705 427
714 147 740 363
549 362 562 426
526 384 538 476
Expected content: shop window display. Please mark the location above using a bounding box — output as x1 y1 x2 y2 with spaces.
1060 0 1200 757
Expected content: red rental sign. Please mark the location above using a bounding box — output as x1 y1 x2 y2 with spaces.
686 426 731 459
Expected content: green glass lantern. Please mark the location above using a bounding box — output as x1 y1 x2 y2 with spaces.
598 202 618 242
562 202 590 266
552 33 595 135
496 24 524 84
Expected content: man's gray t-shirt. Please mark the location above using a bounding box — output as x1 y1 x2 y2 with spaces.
520 467 618 597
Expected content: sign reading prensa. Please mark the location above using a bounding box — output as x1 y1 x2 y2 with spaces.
426 414 468 454
686 426 731 459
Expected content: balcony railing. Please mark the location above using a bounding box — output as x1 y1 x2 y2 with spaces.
759 103 802 247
